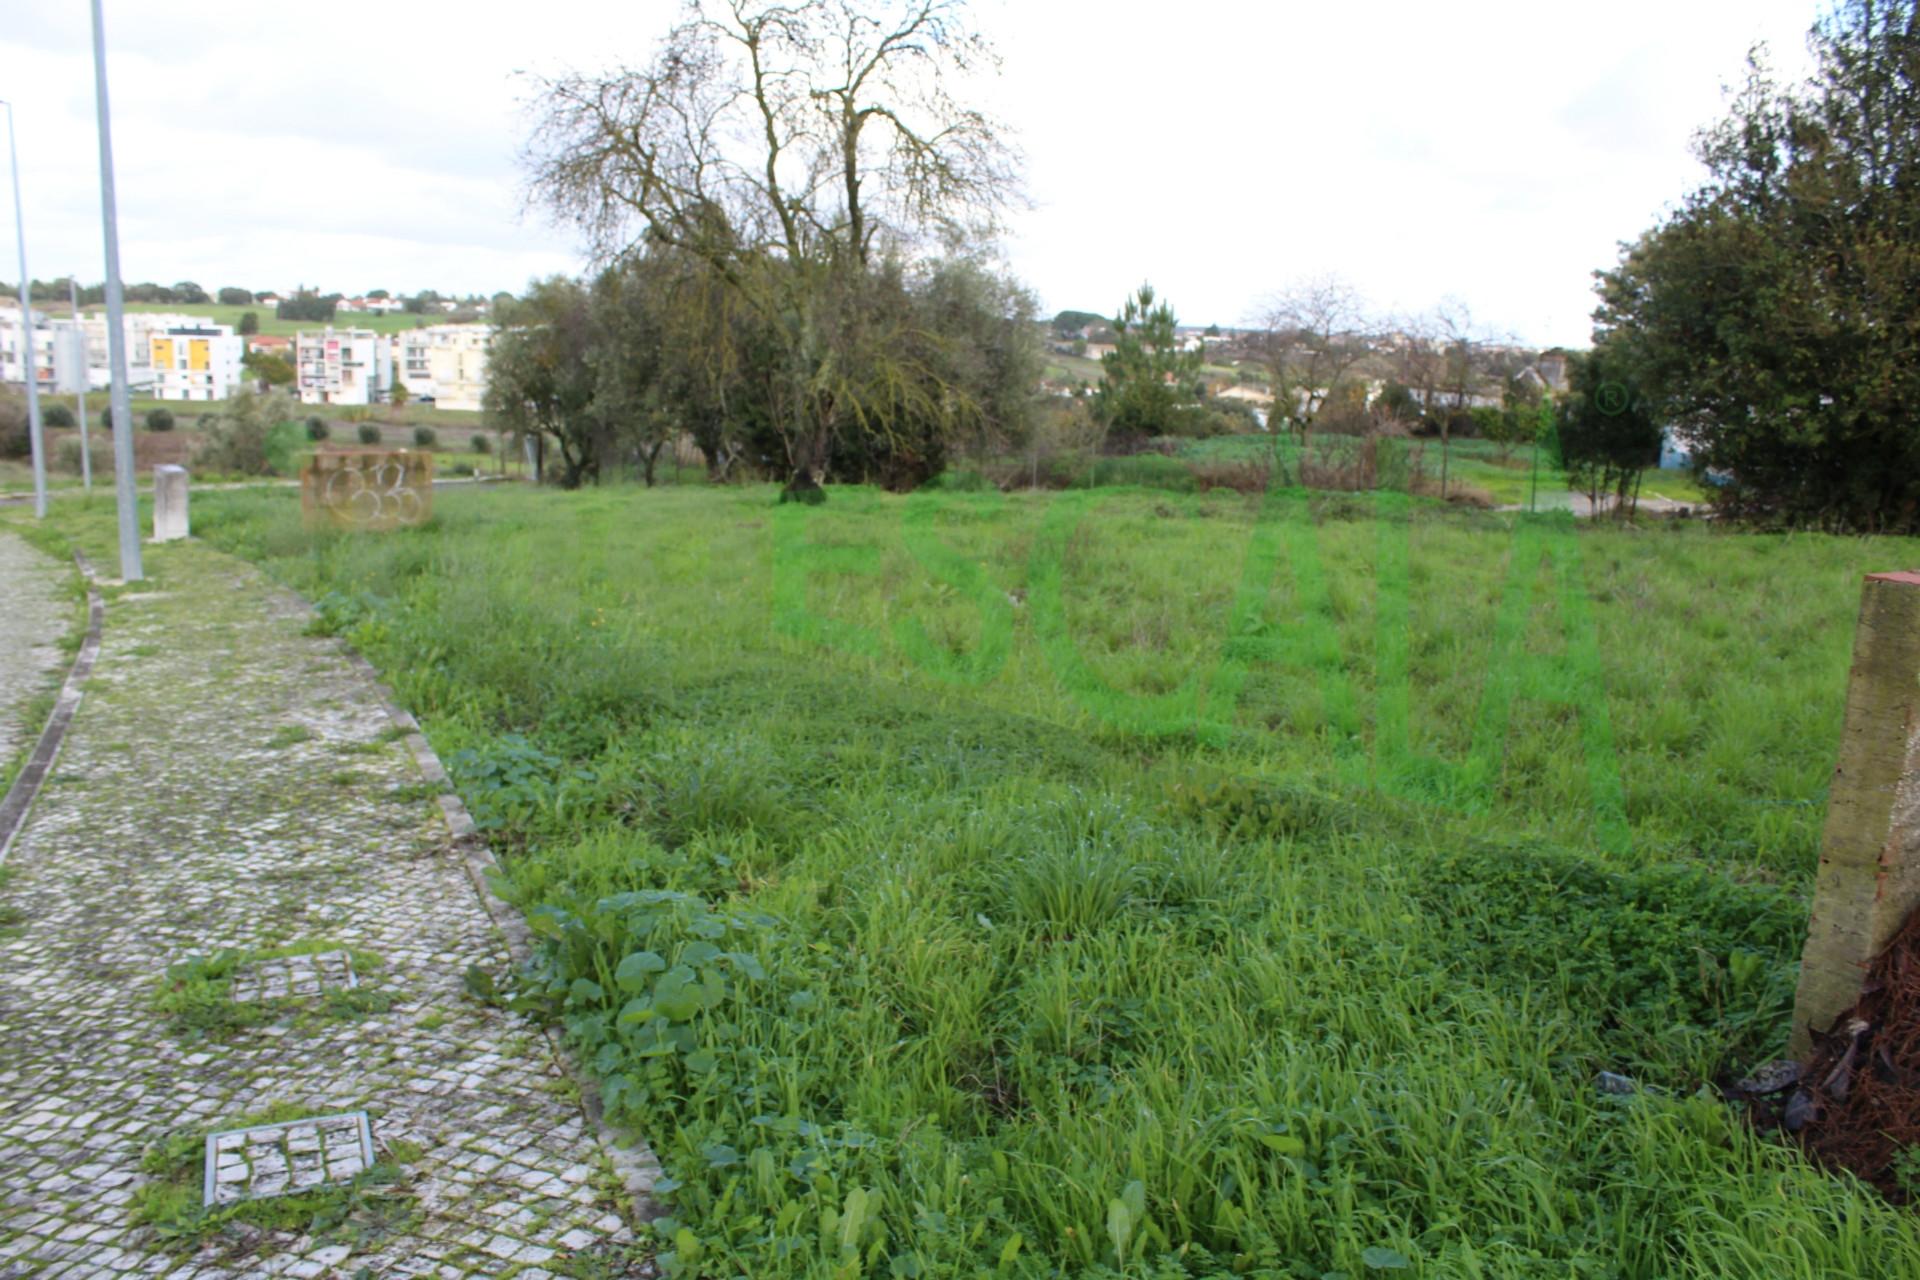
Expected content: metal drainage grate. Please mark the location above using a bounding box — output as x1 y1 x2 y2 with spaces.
203 1110 375 1205
228 949 359 1003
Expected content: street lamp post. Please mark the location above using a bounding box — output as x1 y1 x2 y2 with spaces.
89 0 142 580
2 101 48 519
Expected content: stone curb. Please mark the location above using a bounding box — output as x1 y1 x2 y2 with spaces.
333 644 664 1224
0 552 105 866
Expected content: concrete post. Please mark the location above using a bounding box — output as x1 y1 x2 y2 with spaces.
152 465 188 541
1790 571 1920 1059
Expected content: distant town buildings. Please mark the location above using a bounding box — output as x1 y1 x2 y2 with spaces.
3 294 499 411
0 299 238 397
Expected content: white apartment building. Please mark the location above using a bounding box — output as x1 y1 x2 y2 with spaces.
296 328 393 406
149 324 244 401
392 323 490 411
2 303 206 393
0 302 53 390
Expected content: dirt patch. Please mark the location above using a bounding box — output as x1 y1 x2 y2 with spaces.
1753 907 1920 1201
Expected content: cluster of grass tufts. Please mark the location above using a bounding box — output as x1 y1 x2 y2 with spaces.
153 941 394 1039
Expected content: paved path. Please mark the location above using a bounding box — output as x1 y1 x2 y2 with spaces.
0 540 645 1277
0 533 72 766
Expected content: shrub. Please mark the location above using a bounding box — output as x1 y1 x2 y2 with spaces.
194 390 299 476
1187 458 1272 494
145 408 176 432
1 392 33 459
412 426 437 447
471 433 491 454
43 403 76 429
928 467 993 491
356 424 381 445
305 416 330 441
55 438 110 477
1074 454 1197 492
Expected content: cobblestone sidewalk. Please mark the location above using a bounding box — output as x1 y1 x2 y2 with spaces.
0 532 73 764
0 540 648 1278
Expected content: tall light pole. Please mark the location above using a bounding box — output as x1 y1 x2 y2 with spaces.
89 0 141 580
69 276 89 490
2 101 48 519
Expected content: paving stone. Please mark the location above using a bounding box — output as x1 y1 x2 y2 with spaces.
0 542 639 1275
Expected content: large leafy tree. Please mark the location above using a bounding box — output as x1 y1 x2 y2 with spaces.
1594 0 1920 531
483 278 604 488
522 0 1020 496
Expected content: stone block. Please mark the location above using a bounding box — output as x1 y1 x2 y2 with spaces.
152 466 189 542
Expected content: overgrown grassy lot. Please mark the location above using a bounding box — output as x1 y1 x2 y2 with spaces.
21 482 1920 1277
1175 435 1710 509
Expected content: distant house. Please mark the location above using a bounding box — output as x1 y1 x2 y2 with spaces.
1082 342 1117 361
247 335 293 357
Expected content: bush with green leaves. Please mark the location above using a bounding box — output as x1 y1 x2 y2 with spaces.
43 403 76 429
192 390 301 476
306 416 330 442
471 433 491 454
412 426 437 447
145 407 176 432
54 438 109 477
357 423 381 446
0 393 28 459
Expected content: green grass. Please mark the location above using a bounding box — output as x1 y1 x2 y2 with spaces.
18 480 1920 1278
152 941 393 1038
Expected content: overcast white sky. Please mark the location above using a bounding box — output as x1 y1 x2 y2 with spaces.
5 1 1821 347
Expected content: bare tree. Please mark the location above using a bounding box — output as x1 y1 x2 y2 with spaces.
521 0 1021 494
1254 276 1372 474
1387 299 1491 500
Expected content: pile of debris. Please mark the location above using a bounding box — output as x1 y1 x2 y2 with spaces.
1738 908 1920 1201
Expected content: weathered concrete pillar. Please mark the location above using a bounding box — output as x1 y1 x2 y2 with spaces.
1791 571 1920 1059
153 465 189 542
